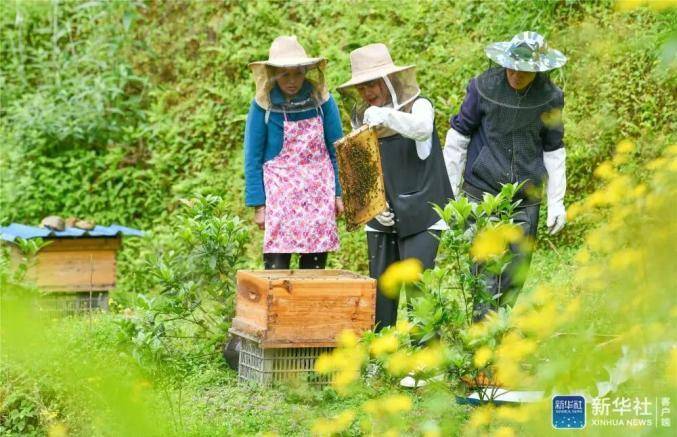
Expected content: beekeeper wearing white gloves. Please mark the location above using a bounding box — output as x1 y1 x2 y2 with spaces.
444 31 568 320
337 43 454 333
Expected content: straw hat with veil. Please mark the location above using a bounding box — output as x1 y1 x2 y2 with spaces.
337 43 422 133
249 35 330 113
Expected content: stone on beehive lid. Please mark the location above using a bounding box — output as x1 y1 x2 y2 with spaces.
40 216 65 231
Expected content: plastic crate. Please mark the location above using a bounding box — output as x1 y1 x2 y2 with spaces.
236 334 334 386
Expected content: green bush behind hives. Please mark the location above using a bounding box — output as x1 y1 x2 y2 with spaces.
0 0 675 273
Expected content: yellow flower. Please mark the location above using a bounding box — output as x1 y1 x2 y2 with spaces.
379 258 423 298
395 319 413 334
647 158 667 170
471 224 522 261
474 346 493 368
609 248 642 271
496 332 536 362
616 139 636 154
468 405 494 428
496 406 529 423
48 424 68 437
386 350 413 376
410 344 443 372
370 334 399 356
668 347 677 387
514 302 558 337
493 426 516 437
566 202 584 220
311 410 355 436
315 354 334 374
593 161 616 180
337 330 359 348
383 394 413 414
574 249 590 264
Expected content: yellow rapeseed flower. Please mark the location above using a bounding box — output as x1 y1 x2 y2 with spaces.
337 329 359 348
566 202 584 220
395 319 413 334
574 249 591 264
383 394 413 414
48 424 68 437
474 346 493 368
311 410 356 436
514 302 558 337
314 354 333 374
471 224 522 261
668 347 677 387
616 139 636 154
609 248 642 271
493 426 516 437
593 161 616 180
496 406 529 423
386 350 413 376
468 406 494 428
370 334 399 356
379 258 423 298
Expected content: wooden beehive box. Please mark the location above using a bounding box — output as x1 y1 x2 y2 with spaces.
1 223 142 293
231 270 376 348
9 237 120 292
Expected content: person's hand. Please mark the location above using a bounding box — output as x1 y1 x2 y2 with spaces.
335 197 344 217
547 203 566 235
254 206 265 230
374 206 395 227
363 106 391 127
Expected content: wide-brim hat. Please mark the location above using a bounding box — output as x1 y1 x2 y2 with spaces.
485 31 567 72
337 43 414 90
249 35 329 109
249 35 326 68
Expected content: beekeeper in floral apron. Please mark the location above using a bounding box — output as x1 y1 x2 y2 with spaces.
244 35 344 270
337 44 454 334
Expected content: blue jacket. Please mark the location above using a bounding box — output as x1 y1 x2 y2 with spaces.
244 81 343 207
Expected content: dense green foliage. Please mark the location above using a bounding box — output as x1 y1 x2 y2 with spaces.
1 1 675 436
1 0 675 267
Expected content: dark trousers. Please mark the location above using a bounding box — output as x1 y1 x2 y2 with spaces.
263 252 328 270
367 230 441 331
465 192 540 321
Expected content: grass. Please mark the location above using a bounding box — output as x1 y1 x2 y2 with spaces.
1 245 573 436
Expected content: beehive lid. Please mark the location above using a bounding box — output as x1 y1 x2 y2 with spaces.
334 126 388 230
0 223 144 243
238 269 371 282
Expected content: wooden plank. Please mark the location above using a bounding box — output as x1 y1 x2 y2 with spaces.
31 250 116 292
40 238 122 252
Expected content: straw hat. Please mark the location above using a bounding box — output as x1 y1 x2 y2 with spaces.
249 35 325 68
337 43 414 90
485 31 567 73
249 36 329 109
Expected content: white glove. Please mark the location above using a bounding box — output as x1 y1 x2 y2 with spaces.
363 106 393 128
443 128 470 197
375 206 395 227
544 148 567 235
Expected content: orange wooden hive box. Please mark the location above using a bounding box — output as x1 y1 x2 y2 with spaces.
231 269 376 348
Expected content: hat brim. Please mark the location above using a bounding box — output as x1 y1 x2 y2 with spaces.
249 56 325 69
337 64 415 90
485 42 567 72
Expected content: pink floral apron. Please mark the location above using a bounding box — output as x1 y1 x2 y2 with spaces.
263 112 339 253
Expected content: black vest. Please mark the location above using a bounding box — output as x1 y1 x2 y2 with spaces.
367 98 454 237
464 68 563 203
